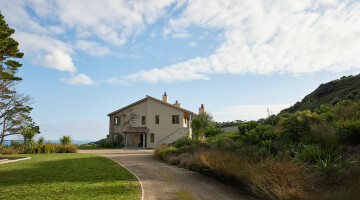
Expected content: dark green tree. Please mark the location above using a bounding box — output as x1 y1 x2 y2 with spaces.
0 12 37 144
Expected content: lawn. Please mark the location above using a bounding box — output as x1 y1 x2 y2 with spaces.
0 153 141 200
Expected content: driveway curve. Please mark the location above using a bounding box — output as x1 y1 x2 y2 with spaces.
79 149 249 200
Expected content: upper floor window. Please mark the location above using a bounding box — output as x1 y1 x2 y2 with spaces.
155 115 159 124
114 117 120 125
172 115 179 124
142 116 146 125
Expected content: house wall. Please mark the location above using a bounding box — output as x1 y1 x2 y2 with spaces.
109 100 147 143
146 98 187 148
109 98 190 148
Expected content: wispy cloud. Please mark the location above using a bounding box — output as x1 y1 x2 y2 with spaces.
188 41 197 47
75 40 110 56
61 74 94 85
124 0 360 83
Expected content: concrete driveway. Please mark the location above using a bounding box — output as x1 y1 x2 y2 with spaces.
79 149 249 200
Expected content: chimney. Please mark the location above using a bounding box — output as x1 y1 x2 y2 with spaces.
174 100 181 108
199 104 205 114
162 92 168 103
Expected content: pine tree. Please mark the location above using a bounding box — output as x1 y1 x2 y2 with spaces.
0 12 38 144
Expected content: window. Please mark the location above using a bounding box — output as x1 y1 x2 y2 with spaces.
172 115 179 124
150 133 154 143
155 115 159 124
114 117 119 125
142 116 146 125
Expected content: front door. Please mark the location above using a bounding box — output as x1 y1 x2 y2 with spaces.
140 134 146 148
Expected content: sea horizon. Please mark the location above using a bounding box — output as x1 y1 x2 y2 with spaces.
2 140 95 146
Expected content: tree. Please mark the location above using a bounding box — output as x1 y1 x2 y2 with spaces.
191 112 215 141
20 126 39 152
0 12 36 144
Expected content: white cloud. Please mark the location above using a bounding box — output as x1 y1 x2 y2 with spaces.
212 104 292 122
75 40 110 56
125 57 211 83
1 0 183 85
124 0 360 83
15 32 77 73
188 41 197 47
54 0 180 46
61 74 94 85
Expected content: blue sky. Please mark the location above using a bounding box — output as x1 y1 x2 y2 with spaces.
1 0 360 141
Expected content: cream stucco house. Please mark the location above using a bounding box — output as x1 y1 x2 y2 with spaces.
108 93 205 148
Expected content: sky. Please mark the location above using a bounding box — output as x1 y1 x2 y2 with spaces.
1 0 360 141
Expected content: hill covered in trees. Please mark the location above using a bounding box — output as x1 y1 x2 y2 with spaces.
281 74 360 113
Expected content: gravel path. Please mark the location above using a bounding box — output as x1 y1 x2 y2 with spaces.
79 149 249 200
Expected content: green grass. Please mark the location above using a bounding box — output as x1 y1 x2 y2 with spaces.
223 132 242 141
0 153 141 200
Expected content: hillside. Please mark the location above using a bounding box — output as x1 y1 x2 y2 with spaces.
281 74 360 113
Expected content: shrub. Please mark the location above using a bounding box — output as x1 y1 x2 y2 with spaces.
335 119 360 145
0 146 20 155
37 136 45 145
114 133 124 147
314 104 331 114
58 144 78 153
211 138 239 151
173 137 193 148
279 110 320 142
238 121 258 135
154 145 168 159
10 140 23 150
204 127 223 138
263 114 280 126
333 100 360 120
42 142 56 153
161 146 178 160
310 122 340 147
59 135 72 145
97 138 117 148
53 143 77 153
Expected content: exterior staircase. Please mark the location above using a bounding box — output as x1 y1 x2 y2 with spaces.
158 128 189 145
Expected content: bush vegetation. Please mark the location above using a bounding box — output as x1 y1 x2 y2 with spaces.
0 134 78 155
155 100 360 199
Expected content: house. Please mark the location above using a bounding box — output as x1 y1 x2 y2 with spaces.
108 93 205 148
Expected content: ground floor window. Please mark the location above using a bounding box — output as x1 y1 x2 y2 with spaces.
150 133 154 143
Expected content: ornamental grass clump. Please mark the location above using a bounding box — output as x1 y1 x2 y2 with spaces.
60 135 72 145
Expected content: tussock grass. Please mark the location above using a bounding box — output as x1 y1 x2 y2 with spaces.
199 150 317 199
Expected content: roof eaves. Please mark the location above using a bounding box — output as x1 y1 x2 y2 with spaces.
107 97 147 116
146 95 195 114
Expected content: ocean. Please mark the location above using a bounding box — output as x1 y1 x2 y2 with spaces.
2 140 94 146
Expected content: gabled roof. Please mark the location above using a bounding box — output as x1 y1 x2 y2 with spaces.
108 95 195 116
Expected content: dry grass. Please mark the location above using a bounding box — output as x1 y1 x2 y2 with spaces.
53 144 78 153
0 146 20 155
199 150 317 200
